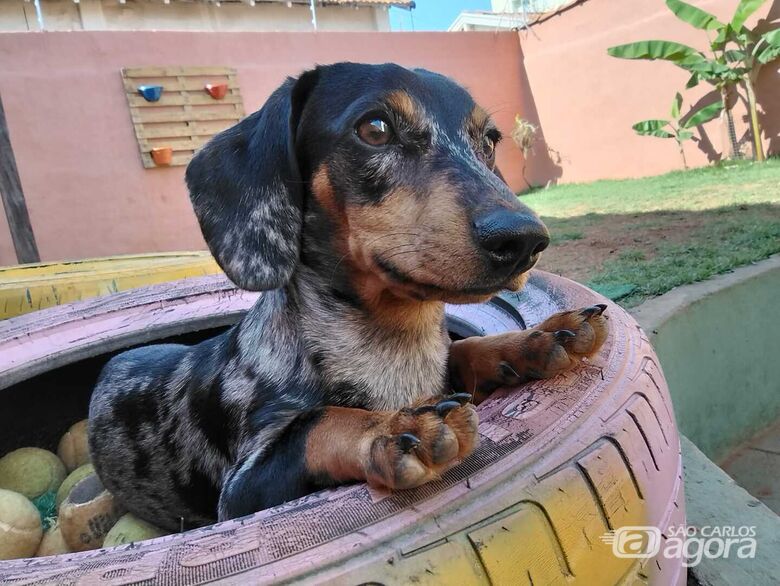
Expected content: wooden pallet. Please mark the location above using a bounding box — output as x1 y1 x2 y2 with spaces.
121 66 245 168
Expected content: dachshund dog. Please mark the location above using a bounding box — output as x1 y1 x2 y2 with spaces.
88 63 607 531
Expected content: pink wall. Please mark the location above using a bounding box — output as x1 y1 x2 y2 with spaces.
0 31 528 265
520 0 779 185
1 10 777 265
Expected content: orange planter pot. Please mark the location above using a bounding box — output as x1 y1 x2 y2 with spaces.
150 147 173 167
205 83 228 100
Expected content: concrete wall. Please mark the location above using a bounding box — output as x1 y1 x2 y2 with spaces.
520 0 779 185
0 31 528 265
0 0 391 33
632 257 780 462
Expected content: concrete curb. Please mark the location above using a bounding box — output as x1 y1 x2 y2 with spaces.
631 257 780 585
629 255 780 460
682 436 780 586
630 254 780 337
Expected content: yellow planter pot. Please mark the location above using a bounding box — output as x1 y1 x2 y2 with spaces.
0 252 221 319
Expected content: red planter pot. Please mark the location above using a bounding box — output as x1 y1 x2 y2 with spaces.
205 83 228 100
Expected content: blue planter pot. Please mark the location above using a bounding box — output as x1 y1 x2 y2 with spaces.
137 85 163 102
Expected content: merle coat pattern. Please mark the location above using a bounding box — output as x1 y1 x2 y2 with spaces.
89 63 608 530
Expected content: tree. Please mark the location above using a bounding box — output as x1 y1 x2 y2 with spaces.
608 0 779 161
633 94 724 168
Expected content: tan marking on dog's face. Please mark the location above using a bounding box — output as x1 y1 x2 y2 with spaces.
505 271 530 292
345 178 493 302
310 165 354 266
467 104 490 138
386 90 421 125
306 103 536 313
309 166 448 327
311 166 344 226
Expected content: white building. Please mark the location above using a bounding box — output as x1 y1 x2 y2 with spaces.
449 0 568 32
1 0 413 32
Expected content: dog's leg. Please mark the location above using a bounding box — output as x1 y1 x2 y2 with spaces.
218 396 478 520
448 304 609 402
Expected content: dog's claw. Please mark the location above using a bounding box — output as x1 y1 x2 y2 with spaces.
435 400 461 418
448 393 472 406
581 304 607 317
499 361 520 380
554 329 576 342
397 433 421 453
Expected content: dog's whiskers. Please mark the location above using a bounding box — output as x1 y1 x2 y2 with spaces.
326 232 423 288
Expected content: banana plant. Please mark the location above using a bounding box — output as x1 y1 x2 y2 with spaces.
709 24 780 161
608 0 779 162
633 94 724 169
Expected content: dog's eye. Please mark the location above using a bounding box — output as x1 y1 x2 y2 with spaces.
357 118 393 146
481 135 496 159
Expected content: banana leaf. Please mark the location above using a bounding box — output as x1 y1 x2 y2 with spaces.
633 120 675 138
681 100 724 128
665 0 723 30
608 40 703 62
682 59 731 76
670 92 683 119
713 23 735 49
731 0 766 32
756 28 780 64
724 49 746 63
685 72 701 88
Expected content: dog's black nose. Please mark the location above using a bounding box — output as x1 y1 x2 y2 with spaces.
473 209 549 268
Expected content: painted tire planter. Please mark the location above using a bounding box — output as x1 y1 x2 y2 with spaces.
0 252 221 319
0 272 685 585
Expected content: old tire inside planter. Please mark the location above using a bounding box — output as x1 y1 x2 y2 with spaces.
0 251 221 319
0 272 685 585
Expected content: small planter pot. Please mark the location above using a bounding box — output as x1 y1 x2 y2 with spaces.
204 83 228 100
137 85 163 102
150 147 173 167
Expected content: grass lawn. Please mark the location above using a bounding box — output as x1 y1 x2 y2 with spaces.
522 159 780 307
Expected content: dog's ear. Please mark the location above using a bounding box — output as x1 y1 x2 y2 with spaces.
186 70 319 291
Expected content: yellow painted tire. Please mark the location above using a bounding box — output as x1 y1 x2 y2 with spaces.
0 252 221 319
0 273 685 584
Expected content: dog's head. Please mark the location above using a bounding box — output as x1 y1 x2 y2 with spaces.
187 63 548 304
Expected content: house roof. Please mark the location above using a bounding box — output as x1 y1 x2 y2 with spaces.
180 0 414 7
323 0 414 5
448 11 539 31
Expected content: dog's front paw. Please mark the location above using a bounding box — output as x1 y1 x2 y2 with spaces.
536 304 609 359
493 304 610 384
364 394 478 490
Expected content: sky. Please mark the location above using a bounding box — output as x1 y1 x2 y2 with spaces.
389 0 492 32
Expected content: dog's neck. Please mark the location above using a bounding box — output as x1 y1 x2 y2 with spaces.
289 265 450 410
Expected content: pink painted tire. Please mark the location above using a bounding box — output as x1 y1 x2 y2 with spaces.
0 271 685 585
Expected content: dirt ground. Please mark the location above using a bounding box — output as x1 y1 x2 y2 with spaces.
535 211 699 283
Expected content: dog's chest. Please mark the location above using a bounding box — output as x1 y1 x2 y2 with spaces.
347 330 448 410
305 315 450 411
